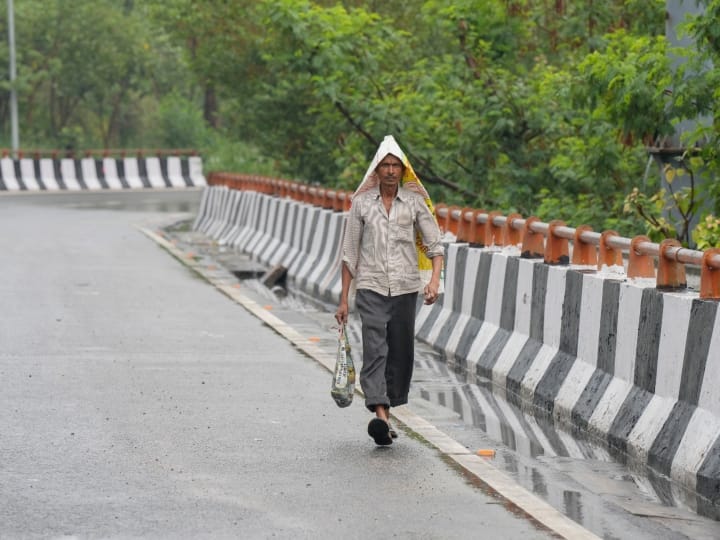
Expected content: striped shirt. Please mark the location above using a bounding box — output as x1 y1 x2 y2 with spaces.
342 186 443 296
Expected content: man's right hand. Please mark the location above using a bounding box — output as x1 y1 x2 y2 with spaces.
335 301 348 325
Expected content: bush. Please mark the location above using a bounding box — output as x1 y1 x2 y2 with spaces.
201 133 283 177
152 93 210 149
693 214 720 249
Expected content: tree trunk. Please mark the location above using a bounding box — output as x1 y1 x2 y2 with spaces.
204 84 219 128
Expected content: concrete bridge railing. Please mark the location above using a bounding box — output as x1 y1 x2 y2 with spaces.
0 149 206 191
197 172 720 516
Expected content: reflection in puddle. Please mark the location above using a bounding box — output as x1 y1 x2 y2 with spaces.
410 348 720 535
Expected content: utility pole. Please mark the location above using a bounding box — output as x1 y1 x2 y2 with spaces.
7 0 19 157
647 1 711 244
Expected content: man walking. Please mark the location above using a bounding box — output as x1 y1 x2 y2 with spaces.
335 135 443 446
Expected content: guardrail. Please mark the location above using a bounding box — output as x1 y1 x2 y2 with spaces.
208 171 353 212
207 171 720 300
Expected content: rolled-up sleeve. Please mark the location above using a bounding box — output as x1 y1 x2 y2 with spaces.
415 200 443 258
341 202 362 277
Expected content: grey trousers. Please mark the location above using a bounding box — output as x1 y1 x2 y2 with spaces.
355 288 418 412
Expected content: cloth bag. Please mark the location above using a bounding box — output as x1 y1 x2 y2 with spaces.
330 324 355 408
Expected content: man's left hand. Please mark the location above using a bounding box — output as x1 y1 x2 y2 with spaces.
423 281 439 305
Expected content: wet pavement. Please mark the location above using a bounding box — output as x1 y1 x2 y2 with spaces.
0 191 560 540
409 361 720 540
2 189 720 540
168 213 720 540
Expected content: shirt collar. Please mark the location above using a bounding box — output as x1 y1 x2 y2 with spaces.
371 186 406 201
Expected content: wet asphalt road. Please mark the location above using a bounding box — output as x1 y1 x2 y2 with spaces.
0 191 555 539
3 190 720 540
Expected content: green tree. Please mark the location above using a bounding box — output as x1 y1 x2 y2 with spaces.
5 0 720 246
0 0 197 149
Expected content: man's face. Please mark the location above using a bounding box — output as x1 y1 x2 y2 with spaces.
376 154 404 187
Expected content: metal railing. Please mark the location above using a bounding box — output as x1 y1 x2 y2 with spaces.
207 172 720 300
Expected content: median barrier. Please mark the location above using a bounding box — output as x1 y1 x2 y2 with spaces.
195 172 720 516
194 183 345 306
416 242 720 514
0 149 206 191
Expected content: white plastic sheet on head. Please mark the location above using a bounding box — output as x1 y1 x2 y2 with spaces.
352 135 439 284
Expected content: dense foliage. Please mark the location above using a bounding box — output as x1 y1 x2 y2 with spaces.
1 0 719 246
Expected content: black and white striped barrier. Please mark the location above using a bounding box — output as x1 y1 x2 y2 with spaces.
193 186 344 305
192 184 720 515
413 355 692 529
416 243 720 514
0 155 206 191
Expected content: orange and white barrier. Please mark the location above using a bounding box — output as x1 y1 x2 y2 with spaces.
194 172 720 516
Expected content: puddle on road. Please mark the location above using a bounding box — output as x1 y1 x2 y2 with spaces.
409 347 720 539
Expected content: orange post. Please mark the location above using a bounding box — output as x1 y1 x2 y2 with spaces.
521 216 544 258
466 209 483 246
545 220 569 265
700 248 720 300
487 211 503 246
333 190 342 211
469 210 488 246
627 235 655 278
447 205 461 236
598 230 623 269
342 191 352 212
503 213 522 247
435 203 449 233
657 238 687 290
571 225 596 266
323 189 335 210
456 207 473 242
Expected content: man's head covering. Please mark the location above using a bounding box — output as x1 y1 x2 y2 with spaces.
352 135 437 274
353 135 431 202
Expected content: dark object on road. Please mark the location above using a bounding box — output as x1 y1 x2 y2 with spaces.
261 264 287 289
